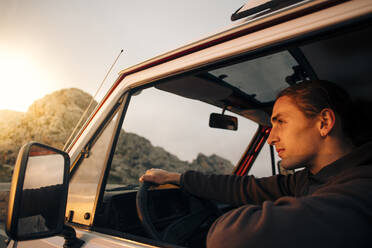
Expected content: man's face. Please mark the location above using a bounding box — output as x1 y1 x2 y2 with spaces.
267 96 322 170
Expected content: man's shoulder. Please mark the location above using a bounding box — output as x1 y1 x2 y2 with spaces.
311 165 372 205
336 163 372 182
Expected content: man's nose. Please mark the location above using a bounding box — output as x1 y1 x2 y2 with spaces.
267 128 278 145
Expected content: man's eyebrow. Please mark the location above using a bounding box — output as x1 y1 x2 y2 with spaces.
271 113 282 123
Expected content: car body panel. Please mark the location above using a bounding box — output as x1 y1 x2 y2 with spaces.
10 228 160 248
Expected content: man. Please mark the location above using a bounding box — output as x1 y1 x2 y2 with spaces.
140 80 372 247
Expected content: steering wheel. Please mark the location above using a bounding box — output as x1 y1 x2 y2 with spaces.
136 181 219 245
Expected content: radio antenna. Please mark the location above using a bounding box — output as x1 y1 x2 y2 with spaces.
63 49 124 151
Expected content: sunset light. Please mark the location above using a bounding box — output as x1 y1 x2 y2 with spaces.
0 50 52 112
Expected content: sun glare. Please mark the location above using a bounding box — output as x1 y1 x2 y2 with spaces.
0 51 51 112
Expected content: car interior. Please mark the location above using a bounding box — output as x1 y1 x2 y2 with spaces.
89 16 372 248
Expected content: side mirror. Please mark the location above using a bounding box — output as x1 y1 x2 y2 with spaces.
6 142 69 241
209 113 238 131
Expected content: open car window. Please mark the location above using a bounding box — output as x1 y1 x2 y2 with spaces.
249 143 275 177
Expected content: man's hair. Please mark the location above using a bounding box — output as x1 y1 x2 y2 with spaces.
277 80 354 142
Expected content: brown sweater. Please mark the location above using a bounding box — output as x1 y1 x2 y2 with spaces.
180 142 372 248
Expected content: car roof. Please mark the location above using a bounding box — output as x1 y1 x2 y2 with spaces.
118 0 347 79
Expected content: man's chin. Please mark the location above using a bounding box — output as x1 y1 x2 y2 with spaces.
280 158 307 170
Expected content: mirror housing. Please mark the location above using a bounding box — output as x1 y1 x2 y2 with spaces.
6 142 70 241
209 113 238 130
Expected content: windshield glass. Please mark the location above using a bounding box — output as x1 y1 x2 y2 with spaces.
106 86 258 188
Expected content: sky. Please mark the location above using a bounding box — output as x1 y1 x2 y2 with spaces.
0 0 275 177
0 0 246 112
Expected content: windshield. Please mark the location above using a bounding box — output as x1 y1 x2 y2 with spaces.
106 86 258 188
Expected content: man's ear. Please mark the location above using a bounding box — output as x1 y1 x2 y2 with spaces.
318 108 336 137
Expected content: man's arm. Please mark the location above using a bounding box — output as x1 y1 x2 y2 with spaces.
206 179 372 248
181 170 298 206
140 169 300 206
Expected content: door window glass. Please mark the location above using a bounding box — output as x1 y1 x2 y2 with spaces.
66 109 122 225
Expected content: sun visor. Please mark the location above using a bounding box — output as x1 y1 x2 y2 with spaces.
156 76 233 101
241 109 271 126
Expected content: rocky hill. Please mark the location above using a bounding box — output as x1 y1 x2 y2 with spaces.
0 110 25 130
0 88 97 181
0 88 233 183
109 132 232 185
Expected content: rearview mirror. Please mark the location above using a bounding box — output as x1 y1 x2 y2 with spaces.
6 142 70 241
209 113 238 130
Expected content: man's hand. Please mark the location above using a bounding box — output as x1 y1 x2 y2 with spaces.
139 168 181 185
